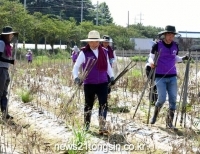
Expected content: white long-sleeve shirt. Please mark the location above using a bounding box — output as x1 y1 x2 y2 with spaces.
72 48 114 79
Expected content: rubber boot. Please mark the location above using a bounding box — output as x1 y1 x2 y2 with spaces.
98 116 108 135
1 97 13 120
166 109 178 131
150 106 160 124
84 107 92 132
98 104 108 135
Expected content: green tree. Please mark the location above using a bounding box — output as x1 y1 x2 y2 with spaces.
27 12 46 51
0 0 32 42
96 2 113 25
19 0 96 23
129 23 163 38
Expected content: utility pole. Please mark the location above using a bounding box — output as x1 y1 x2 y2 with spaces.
127 11 129 28
24 0 26 11
96 1 99 25
23 0 26 49
138 12 144 24
81 0 83 22
134 17 137 24
60 11 62 49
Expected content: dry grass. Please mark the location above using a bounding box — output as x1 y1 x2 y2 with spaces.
1 57 200 153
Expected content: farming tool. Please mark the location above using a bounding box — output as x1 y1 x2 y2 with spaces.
175 50 192 127
133 50 160 120
57 58 97 119
108 59 137 88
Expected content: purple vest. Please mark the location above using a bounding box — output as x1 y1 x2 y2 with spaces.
82 50 108 84
27 53 32 60
156 41 178 75
72 52 79 62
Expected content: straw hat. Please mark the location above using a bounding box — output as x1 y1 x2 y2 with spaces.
80 30 106 42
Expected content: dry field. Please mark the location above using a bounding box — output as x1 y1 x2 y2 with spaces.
1 56 200 154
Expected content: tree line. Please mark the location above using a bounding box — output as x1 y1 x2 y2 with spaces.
1 0 164 52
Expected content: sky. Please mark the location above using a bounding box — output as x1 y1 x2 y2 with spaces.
91 0 200 32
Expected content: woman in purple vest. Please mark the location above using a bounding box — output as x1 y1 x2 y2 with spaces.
101 35 115 95
0 26 17 120
26 49 33 63
72 30 115 134
149 25 189 129
71 45 80 64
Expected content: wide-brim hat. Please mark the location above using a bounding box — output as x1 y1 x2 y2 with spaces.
158 25 179 35
1 26 18 35
80 30 106 42
101 35 113 43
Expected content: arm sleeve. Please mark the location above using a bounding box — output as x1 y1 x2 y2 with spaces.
175 55 183 63
151 43 158 54
0 41 5 53
72 51 85 79
107 55 114 77
111 50 116 63
148 53 155 64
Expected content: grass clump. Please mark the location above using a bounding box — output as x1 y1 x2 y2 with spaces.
131 56 147 62
20 90 34 103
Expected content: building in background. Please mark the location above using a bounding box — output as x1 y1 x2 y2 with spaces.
130 38 154 51
177 31 200 51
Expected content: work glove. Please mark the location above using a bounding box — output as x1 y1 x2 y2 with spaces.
74 77 81 85
182 55 191 61
110 77 115 85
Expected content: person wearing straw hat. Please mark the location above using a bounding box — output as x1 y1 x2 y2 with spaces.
72 30 115 134
149 25 189 129
101 35 115 95
0 26 18 120
71 45 80 64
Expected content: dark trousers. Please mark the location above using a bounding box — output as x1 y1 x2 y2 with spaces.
0 68 10 112
107 75 111 94
145 66 157 103
28 60 32 63
84 82 108 125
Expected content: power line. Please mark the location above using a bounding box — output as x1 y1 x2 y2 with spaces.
134 13 144 24
138 12 144 24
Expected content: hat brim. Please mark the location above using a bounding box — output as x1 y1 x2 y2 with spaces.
101 40 113 43
158 30 178 35
158 31 181 38
80 38 106 42
1 31 18 35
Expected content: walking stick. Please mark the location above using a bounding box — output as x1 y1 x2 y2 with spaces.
133 50 160 119
174 69 186 127
5 35 18 118
180 50 191 127
146 54 158 124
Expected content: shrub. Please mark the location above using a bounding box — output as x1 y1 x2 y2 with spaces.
20 90 34 103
